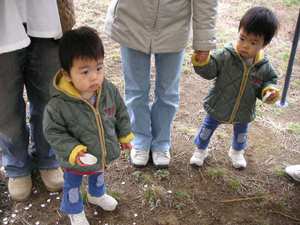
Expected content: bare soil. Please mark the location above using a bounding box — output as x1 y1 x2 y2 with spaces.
1 0 300 224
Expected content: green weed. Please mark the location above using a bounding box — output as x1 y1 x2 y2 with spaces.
132 171 152 183
270 109 283 116
106 52 121 60
81 189 88 203
288 123 300 135
154 169 170 180
207 168 225 179
273 167 286 178
175 189 189 199
256 108 264 116
228 178 240 189
110 190 123 200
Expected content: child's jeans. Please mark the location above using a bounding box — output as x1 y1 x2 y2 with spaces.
61 170 106 214
194 114 249 151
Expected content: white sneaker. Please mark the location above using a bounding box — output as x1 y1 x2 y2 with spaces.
68 211 89 225
88 193 118 211
285 165 300 182
130 148 150 168
190 149 209 167
228 147 246 170
152 151 171 169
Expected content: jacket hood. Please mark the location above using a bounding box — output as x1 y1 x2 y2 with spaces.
50 69 105 101
224 42 268 65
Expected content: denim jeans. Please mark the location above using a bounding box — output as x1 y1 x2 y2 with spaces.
61 171 105 214
0 37 60 178
120 45 185 152
194 114 249 151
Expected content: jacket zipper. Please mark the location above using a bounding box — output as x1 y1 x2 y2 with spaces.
149 0 160 53
228 59 255 123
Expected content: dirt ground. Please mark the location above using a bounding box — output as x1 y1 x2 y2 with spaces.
1 0 300 224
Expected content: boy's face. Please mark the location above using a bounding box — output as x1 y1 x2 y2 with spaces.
63 57 104 99
236 28 266 62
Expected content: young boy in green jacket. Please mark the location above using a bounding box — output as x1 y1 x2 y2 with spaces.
190 7 280 170
43 26 133 225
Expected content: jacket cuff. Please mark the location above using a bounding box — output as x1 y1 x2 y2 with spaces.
191 54 210 67
118 132 134 144
69 145 87 166
262 87 280 104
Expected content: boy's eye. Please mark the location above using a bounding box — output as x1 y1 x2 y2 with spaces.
97 67 103 72
239 37 244 41
251 42 257 45
82 71 89 75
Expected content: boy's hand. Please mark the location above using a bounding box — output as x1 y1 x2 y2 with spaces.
76 151 92 167
120 142 132 151
265 90 277 101
194 50 209 63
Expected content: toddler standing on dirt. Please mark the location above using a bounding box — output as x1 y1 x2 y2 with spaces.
190 7 280 170
43 26 134 225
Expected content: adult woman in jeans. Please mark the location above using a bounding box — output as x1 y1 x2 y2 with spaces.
104 0 218 169
0 0 75 201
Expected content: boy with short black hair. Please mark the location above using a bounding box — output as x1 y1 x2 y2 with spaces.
43 26 134 225
190 7 280 170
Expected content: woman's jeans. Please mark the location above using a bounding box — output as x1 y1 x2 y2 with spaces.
0 37 60 178
194 114 249 151
120 45 185 152
61 171 105 214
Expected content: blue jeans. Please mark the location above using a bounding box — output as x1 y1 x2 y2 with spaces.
120 45 185 152
61 171 105 214
0 37 60 178
194 114 249 151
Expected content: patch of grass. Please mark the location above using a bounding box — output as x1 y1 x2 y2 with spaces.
279 53 290 60
81 189 88 203
291 80 300 86
132 171 152 184
216 132 229 139
106 52 121 60
283 0 300 7
175 189 189 199
110 190 123 200
256 108 264 116
270 109 283 116
256 188 265 196
142 186 165 209
228 178 240 189
288 123 300 134
154 169 170 180
122 149 131 160
273 167 286 178
207 168 225 179
182 65 191 74
178 126 198 137
276 202 285 211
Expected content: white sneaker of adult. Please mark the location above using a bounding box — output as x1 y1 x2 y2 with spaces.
190 149 209 167
152 151 171 169
228 147 246 170
130 148 150 168
285 165 300 182
88 193 118 211
68 211 89 225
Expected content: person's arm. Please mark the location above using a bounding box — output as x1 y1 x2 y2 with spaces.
192 0 218 52
260 65 280 104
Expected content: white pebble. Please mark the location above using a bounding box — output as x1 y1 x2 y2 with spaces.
3 218 8 222
29 204 33 207
36 222 40 225
56 197 60 200
41 204 45 208
12 214 16 218
47 199 51 202
134 213 138 217
24 207 30 210
121 181 125 185
34 190 38 194
94 212 98 215
4 222 8 225
14 210 19 213
167 190 172 194
144 185 148 188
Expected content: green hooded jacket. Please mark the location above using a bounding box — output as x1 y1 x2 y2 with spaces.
191 42 280 124
43 70 133 173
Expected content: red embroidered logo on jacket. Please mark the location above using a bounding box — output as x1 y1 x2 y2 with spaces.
105 107 115 117
251 76 262 86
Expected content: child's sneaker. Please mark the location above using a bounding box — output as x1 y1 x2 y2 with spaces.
68 211 89 225
190 149 208 167
285 165 300 182
87 193 118 211
228 147 246 170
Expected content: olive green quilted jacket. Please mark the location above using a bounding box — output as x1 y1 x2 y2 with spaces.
43 70 133 173
192 42 280 124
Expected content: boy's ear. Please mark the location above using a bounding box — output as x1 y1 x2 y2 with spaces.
62 69 72 82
